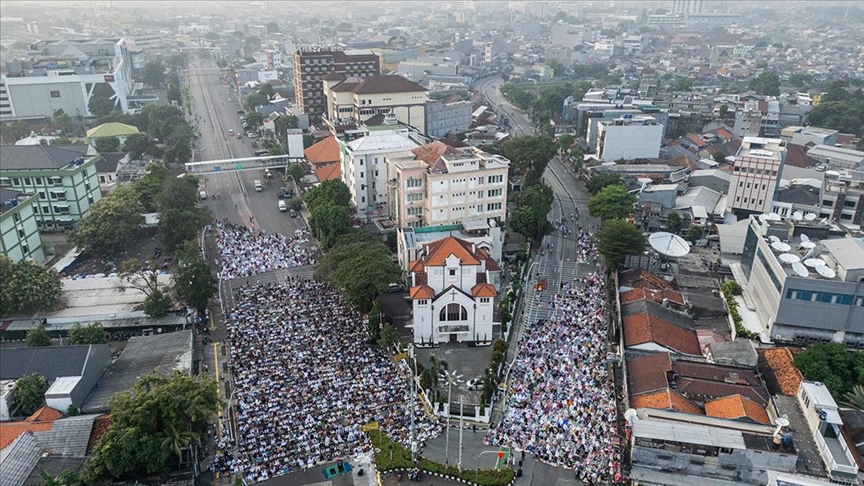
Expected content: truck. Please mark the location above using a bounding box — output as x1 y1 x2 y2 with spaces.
254 180 263 192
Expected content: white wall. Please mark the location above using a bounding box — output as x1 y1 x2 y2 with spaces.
598 124 663 160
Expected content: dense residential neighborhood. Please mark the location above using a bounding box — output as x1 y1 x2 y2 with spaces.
1 2 863 486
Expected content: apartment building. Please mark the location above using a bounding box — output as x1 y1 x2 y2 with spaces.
780 126 838 148
322 74 427 136
425 99 473 138
387 141 510 228
807 145 864 171
339 126 424 218
0 145 102 231
0 189 45 263
796 382 859 482
729 137 787 215
1 39 135 120
820 169 864 228
594 115 664 161
292 48 381 124
407 236 500 344
737 215 864 346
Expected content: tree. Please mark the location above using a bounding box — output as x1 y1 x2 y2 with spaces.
718 104 729 118
420 355 449 396
258 83 276 98
122 132 155 159
83 372 218 481
684 224 703 242
509 184 554 242
156 176 211 253
304 179 352 212
143 288 173 317
26 324 52 347
53 110 77 136
841 384 864 410
588 184 636 221
135 162 170 212
266 21 280 33
674 78 693 91
244 92 269 111
173 242 217 316
88 83 117 117
748 70 780 96
586 173 622 195
274 115 299 134
1 120 32 144
0 256 64 317
13 373 49 416
139 60 167 88
545 59 566 78
119 258 173 317
166 83 183 106
40 469 84 486
500 83 535 111
310 201 350 250
286 162 305 182
794 343 864 398
68 322 107 345
712 151 726 163
378 323 399 351
94 136 120 153
501 136 557 187
314 232 401 313
556 134 575 153
71 185 143 256
244 111 265 127
596 219 645 269
666 211 682 233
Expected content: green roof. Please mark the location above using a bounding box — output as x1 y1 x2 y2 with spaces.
86 122 140 139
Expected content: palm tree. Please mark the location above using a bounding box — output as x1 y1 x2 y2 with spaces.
841 385 864 410
420 355 448 401
161 420 199 468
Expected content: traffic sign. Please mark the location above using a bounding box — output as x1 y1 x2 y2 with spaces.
235 163 243 170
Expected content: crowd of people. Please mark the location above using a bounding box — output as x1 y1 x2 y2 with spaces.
219 281 441 482
575 227 598 265
486 270 622 484
213 222 314 279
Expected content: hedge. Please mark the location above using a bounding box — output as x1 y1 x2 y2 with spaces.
720 281 758 340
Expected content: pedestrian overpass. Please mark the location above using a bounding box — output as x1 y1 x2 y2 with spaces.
184 155 298 175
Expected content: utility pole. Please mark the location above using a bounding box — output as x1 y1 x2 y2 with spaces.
458 395 464 472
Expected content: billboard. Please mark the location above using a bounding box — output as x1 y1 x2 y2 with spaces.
286 129 304 158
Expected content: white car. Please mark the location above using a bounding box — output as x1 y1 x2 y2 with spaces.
467 378 484 390
199 190 207 200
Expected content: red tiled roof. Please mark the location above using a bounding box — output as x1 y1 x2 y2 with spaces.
758 347 804 396
87 414 112 450
313 162 341 182
410 285 435 300
623 313 702 356
423 236 480 266
630 390 704 415
672 361 762 387
331 75 426 95
471 283 497 298
675 376 769 406
685 134 707 147
784 143 819 168
628 353 673 396
715 128 733 141
27 406 63 422
705 394 770 424
411 141 459 173
0 406 63 450
304 136 341 166
408 260 425 273
619 288 685 305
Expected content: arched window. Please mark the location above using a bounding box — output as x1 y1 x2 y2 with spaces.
439 303 468 321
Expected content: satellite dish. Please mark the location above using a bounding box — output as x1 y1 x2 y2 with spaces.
779 253 800 264
759 214 768 224
776 417 790 428
804 258 825 268
800 233 810 243
769 235 780 243
624 409 638 422
792 262 810 278
768 212 782 221
793 211 804 221
804 213 817 221
825 170 840 177
815 265 836 279
648 232 691 258
771 241 791 252
800 241 816 250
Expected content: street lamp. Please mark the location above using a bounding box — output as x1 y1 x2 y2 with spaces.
439 369 463 466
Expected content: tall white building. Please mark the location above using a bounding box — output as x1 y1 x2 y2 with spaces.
729 137 786 215
408 236 501 344
594 115 664 161
672 0 704 13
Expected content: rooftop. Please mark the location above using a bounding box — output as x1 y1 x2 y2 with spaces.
346 130 421 153
85 123 140 139
330 74 427 95
0 145 91 171
304 136 341 166
0 345 104 381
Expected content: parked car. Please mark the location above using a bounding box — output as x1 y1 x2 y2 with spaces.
237 109 245 115
289 209 298 218
228 129 234 136
278 200 287 212
467 378 484 390
388 283 403 293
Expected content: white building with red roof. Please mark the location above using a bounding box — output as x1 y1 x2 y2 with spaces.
407 235 501 344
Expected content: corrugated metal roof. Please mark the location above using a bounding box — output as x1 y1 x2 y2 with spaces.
632 416 747 449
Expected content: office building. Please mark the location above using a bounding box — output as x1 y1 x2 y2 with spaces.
820 169 864 228
737 215 864 346
594 115 664 161
292 48 381 125
407 236 500 344
729 137 787 215
322 74 427 136
672 0 704 14
0 145 102 231
1 39 135 120
387 141 510 228
425 99 473 138
0 189 45 263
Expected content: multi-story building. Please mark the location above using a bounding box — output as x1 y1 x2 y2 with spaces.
1 38 135 120
322 74 427 136
396 220 503 275
292 48 381 124
594 115 664 161
796 382 859 483
780 126 838 148
807 145 864 171
820 169 864 228
672 0 704 13
737 215 864 346
729 137 787 215
387 141 510 228
424 99 473 138
0 189 45 263
339 126 425 218
407 235 500 344
0 145 102 231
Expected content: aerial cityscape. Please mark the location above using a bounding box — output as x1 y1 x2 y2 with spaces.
1 1 863 486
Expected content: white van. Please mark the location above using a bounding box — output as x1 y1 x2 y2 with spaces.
254 180 263 192
278 200 287 212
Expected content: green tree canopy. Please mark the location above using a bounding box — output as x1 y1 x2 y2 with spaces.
314 232 401 313
166 83 183 106
156 176 211 253
173 242 217 315
666 210 682 233
72 185 143 256
674 77 693 91
13 373 49 416
588 184 636 221
26 324 52 347
309 200 350 250
68 322 107 345
500 83 534 111
304 179 352 212
794 343 864 398
286 162 305 182
748 70 780 96
88 83 117 117
586 172 622 195
244 111 265 127
509 184 554 242
557 134 575 153
259 138 285 156
501 136 557 186
244 92 269 111
0 256 64 318
122 132 156 159
143 288 173 317
52 110 77 136
135 162 170 212
139 60 167 88
807 83 864 136
119 258 172 318
274 115 299 134
1 120 33 144
596 219 645 269
545 59 567 78
82 372 218 481
94 136 120 153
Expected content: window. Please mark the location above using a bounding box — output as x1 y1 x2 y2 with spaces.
844 199 857 208
12 177 20 185
449 268 457 277
361 196 365 203
406 193 423 202
17 229 25 238
32 205 39 214
100 175 106 183
42 205 50 213
418 299 428 306
39 191 46 200
23 177 31 185
488 174 504 183
13 213 20 223
0 178 10 187
486 202 502 211
480 297 490 303
54 205 70 215
406 178 422 188
407 207 423 216
50 90 61 98
22 244 29 255
87 195 94 204
439 303 468 321
487 188 502 197
360 172 364 179
34 177 41 185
